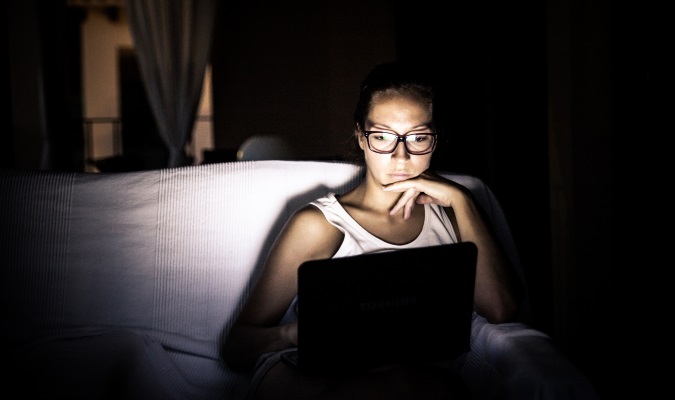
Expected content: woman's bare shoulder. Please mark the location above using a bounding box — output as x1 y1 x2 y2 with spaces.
280 204 343 259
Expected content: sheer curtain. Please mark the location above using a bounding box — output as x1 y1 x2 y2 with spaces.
125 0 218 167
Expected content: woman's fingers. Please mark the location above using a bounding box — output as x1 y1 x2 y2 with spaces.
403 192 418 219
415 193 434 204
383 174 455 211
389 187 420 219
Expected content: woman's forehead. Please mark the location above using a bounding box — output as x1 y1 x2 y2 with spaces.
371 88 428 104
367 92 432 128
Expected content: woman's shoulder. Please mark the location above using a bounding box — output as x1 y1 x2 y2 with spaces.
292 202 329 221
281 204 343 259
288 203 342 237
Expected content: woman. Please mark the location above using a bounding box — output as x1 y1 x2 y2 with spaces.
223 61 522 399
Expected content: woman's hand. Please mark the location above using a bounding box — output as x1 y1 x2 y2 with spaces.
382 171 466 219
281 321 298 347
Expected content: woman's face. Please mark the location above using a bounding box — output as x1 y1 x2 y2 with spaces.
357 92 434 185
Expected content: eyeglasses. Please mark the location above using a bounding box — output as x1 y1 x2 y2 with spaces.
362 131 438 155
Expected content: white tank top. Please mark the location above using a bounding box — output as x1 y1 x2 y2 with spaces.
279 192 458 324
311 192 458 256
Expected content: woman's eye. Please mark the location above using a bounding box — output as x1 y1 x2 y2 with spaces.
374 133 395 141
410 135 427 143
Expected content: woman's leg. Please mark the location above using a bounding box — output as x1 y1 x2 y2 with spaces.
253 361 469 400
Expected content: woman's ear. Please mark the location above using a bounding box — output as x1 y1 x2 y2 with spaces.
355 127 365 151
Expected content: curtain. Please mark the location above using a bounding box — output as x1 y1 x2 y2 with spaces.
125 0 218 167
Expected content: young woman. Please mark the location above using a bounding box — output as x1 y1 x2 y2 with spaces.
223 61 522 400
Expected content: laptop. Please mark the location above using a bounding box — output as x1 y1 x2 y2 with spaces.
283 242 477 376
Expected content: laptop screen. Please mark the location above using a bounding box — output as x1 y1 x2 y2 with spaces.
294 242 477 375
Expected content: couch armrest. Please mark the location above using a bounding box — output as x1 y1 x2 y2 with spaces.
462 314 598 400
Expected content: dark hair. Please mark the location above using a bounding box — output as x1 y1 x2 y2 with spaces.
353 61 439 133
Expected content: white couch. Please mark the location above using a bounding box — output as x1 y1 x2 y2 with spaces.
0 160 598 399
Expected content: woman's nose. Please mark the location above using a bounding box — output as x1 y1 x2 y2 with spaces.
391 140 410 160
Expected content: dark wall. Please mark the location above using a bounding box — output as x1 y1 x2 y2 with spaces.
546 1 666 397
4 0 84 171
211 1 400 163
1 1 12 168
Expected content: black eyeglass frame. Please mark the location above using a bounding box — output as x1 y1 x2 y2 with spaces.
362 131 439 155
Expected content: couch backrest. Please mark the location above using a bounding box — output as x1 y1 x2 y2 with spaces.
0 160 527 360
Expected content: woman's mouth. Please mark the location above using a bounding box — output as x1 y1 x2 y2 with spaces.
388 173 411 181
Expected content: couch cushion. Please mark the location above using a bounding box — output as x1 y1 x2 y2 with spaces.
1 161 364 361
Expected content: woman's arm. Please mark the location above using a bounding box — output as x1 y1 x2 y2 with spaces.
222 205 343 371
382 172 523 324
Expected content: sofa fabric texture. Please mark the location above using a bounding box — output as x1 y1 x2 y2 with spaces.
1 160 597 399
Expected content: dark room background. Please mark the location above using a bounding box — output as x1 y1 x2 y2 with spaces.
4 0 663 397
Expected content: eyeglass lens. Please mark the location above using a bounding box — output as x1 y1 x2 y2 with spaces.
367 132 435 154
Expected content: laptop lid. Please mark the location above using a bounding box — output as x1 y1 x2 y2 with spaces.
294 242 477 376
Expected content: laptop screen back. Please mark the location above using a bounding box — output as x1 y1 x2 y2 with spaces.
295 242 477 375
